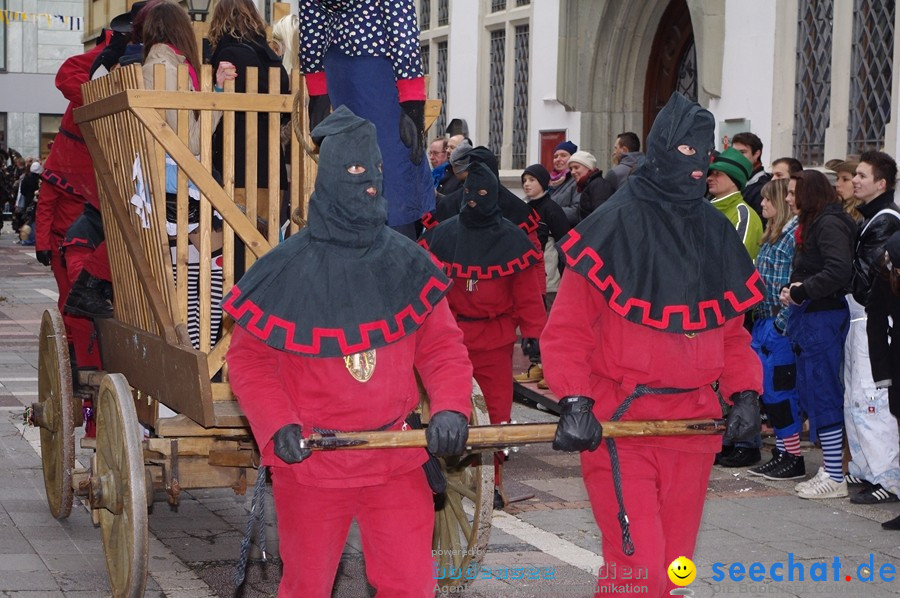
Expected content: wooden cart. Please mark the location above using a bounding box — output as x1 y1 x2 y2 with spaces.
30 63 491 597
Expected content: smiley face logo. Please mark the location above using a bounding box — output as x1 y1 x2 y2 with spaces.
667 556 696 586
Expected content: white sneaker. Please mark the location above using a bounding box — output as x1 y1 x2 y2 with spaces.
797 475 848 499
794 467 828 492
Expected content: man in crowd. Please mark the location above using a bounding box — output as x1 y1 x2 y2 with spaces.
605 131 645 190
708 147 764 261
731 132 772 220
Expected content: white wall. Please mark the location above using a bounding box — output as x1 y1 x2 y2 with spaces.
528 0 580 161
444 0 481 143
707 0 777 166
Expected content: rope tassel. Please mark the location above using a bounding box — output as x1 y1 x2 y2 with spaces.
233 466 269 587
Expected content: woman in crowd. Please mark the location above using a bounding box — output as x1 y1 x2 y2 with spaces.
142 1 236 349
747 179 804 479
271 14 299 74
781 170 856 499
548 140 580 226
208 0 289 218
832 160 862 222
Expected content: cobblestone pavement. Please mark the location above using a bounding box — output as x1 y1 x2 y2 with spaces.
2 223 900 597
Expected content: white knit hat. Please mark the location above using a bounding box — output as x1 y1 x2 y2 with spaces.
567 150 597 170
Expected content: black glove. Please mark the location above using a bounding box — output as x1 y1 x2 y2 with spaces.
552 396 602 452
307 94 332 132
520 337 540 362
272 423 312 464
36 250 52 267
724 390 761 444
426 410 469 457
399 100 426 166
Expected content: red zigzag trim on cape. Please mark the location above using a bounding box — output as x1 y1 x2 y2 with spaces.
222 275 451 355
418 238 543 279
561 230 764 331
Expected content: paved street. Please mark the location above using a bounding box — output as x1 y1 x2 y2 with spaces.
1 222 900 597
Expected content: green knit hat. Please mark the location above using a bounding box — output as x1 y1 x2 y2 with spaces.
708 147 753 189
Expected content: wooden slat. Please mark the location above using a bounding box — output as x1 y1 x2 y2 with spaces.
155 414 249 438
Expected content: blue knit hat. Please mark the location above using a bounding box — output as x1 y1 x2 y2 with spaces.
554 140 577 155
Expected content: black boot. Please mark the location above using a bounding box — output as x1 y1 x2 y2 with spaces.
65 270 113 319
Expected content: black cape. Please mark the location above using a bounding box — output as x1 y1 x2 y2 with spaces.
420 162 541 279
560 93 764 333
222 106 450 357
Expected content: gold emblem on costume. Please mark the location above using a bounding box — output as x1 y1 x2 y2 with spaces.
344 349 376 382
466 278 478 292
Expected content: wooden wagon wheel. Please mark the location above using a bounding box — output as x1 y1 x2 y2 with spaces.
422 385 494 590
36 308 75 519
91 373 148 598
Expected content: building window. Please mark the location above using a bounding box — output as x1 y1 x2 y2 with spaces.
0 0 6 71
421 43 430 76
40 115 62 160
792 0 833 165
848 0 895 155
488 29 506 163
436 41 448 138
511 25 529 169
420 0 431 31
418 0 449 137
516 0 531 5
492 0 507 12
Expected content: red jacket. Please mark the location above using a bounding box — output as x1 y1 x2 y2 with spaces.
446 269 547 352
36 42 107 250
226 299 473 487
541 272 762 453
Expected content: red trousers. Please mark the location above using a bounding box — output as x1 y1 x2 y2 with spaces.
582 443 713 597
63 245 102 370
468 344 514 425
82 241 111 280
272 466 435 597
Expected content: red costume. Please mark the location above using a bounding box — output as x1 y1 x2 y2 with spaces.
224 107 473 597
36 40 112 369
542 94 764 598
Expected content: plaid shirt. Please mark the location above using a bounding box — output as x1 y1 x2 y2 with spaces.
754 217 798 329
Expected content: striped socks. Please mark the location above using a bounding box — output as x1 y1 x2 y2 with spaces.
818 425 844 482
782 433 802 457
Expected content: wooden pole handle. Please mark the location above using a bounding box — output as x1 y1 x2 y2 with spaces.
300 419 726 451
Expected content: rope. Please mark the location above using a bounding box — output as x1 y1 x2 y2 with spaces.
606 384 696 556
233 466 269 588
291 89 320 163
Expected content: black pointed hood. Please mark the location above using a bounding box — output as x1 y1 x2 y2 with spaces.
420 162 541 279
560 93 764 332
222 106 451 357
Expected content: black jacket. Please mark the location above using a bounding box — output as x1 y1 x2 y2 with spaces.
577 169 616 221
742 169 771 221
789 203 857 302
210 34 289 189
528 192 571 270
852 191 900 306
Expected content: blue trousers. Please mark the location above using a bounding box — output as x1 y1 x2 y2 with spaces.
786 303 849 443
751 317 802 438
323 48 434 228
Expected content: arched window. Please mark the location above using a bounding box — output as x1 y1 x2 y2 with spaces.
793 0 833 165
847 0 895 155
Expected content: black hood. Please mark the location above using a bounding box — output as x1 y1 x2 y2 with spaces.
308 105 388 247
560 93 764 333
459 162 502 228
222 107 451 357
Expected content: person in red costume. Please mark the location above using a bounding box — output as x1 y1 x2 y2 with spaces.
34 39 110 308
542 93 765 598
224 107 473 597
419 161 547 509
